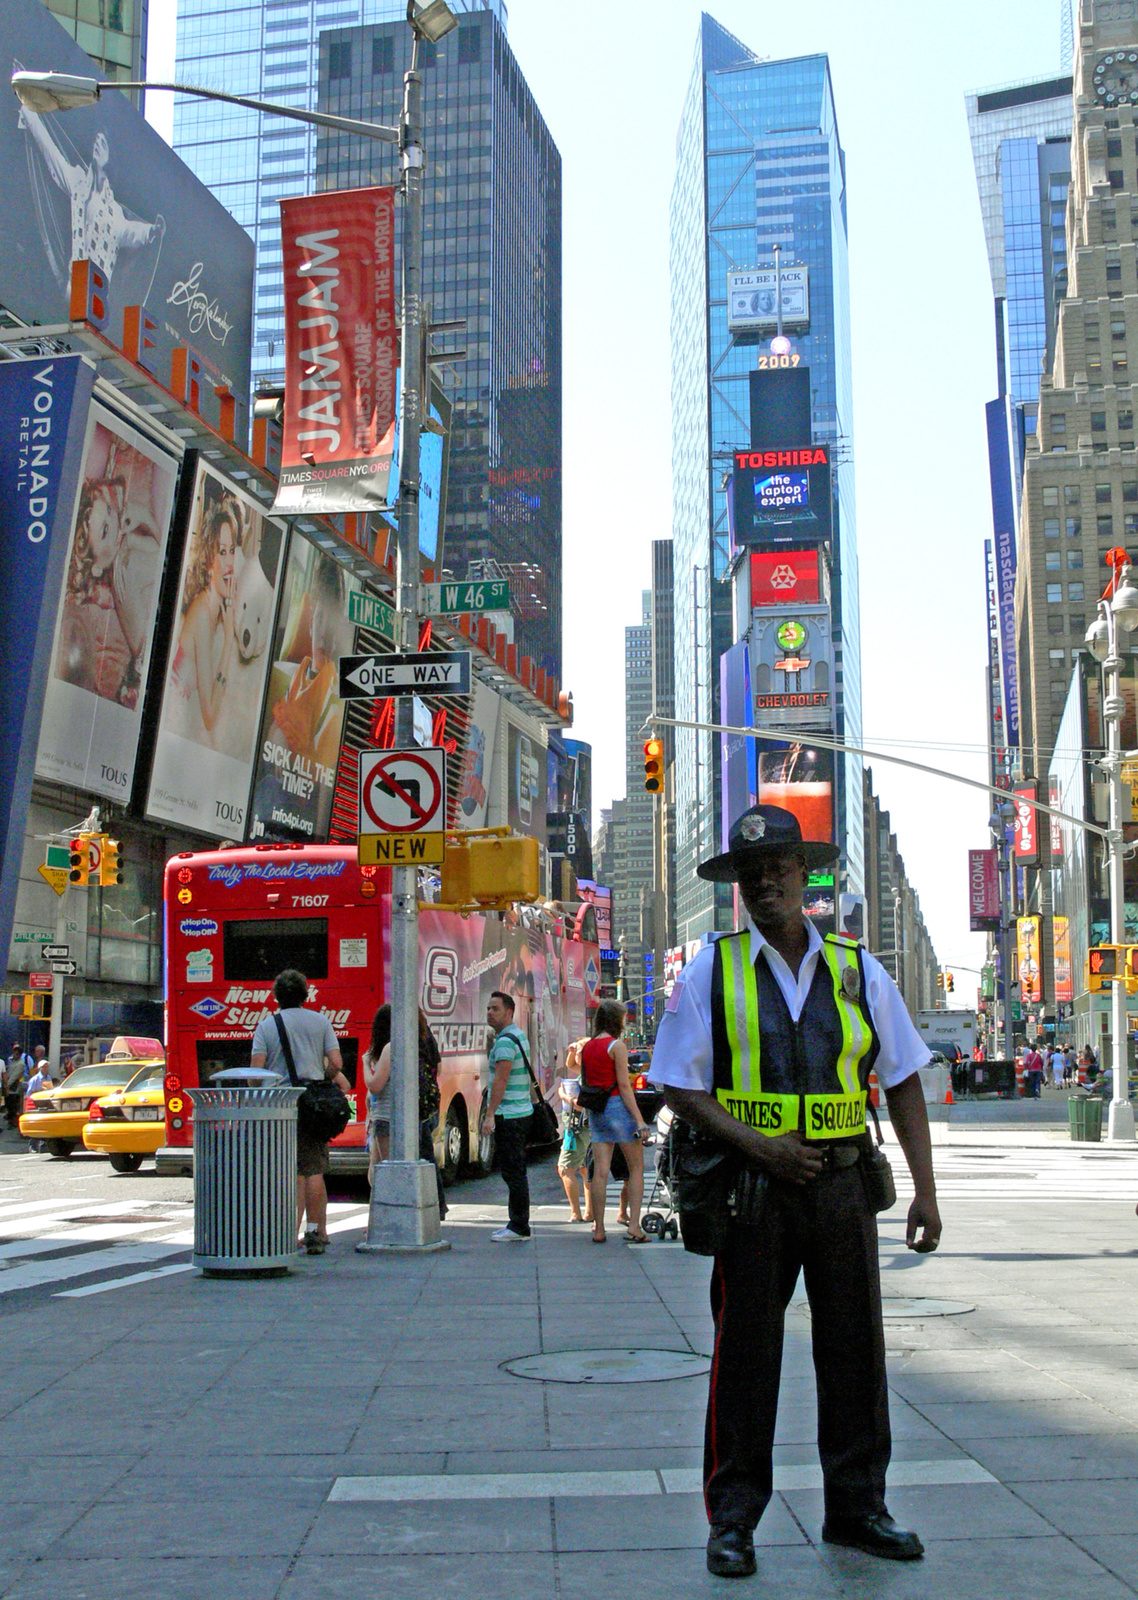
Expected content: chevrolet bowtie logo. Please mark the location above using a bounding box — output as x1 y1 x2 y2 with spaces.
769 565 798 590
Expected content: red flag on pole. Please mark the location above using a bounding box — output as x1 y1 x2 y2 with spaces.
273 186 397 515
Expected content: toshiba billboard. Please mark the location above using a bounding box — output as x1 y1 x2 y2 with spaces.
729 445 832 546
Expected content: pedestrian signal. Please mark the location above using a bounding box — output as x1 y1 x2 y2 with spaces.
98 837 123 887
1086 945 1126 993
13 992 52 1020
643 737 664 794
68 833 94 886
946 972 955 993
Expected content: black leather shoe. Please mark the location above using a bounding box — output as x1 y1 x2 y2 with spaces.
822 1512 924 1561
706 1524 757 1578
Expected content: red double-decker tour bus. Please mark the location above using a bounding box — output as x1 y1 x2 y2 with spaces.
158 842 602 1179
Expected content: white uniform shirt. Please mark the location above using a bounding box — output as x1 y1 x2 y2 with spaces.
648 919 929 1096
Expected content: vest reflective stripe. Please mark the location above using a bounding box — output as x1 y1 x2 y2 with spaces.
713 931 873 1139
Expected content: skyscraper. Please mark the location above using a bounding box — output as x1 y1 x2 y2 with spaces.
172 0 504 389
670 16 861 944
39 0 146 99
313 7 561 677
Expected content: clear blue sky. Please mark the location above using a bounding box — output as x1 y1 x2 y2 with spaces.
147 0 1067 988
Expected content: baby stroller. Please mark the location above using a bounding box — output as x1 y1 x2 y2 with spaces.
640 1107 680 1240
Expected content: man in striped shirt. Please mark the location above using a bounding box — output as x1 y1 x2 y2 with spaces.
481 991 533 1242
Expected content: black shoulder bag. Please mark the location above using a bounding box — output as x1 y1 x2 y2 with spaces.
515 1035 559 1145
861 1099 897 1213
274 1013 352 1143
576 1042 613 1114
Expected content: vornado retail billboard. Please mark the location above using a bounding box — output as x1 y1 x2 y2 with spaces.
2 0 253 407
748 605 833 727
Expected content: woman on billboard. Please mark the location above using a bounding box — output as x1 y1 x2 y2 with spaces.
167 487 239 744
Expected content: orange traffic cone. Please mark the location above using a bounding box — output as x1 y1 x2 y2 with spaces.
944 1086 954 1104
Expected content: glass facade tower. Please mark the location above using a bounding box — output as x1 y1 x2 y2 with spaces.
172 0 504 390
40 0 147 99
670 15 862 943
314 9 561 677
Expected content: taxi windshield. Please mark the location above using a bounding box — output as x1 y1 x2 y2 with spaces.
123 1063 165 1094
57 1063 144 1092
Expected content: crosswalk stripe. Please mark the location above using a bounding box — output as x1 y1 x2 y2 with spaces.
0 1242 187 1296
57 1261 195 1298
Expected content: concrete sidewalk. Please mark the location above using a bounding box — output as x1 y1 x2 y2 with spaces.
3 1152 1138 1600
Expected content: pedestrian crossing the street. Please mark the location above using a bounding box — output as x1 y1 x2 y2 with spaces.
0 1196 371 1303
890 1144 1138 1203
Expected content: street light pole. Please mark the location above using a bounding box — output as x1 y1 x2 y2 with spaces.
1086 559 1138 1142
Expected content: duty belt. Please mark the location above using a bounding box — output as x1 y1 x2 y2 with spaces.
814 1142 863 1173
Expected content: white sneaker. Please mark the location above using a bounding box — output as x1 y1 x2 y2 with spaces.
490 1226 530 1243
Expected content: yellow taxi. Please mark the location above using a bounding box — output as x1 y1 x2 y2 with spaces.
82 1058 167 1172
20 1037 164 1160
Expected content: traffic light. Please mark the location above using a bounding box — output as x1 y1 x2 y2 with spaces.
68 832 94 885
98 836 123 887
936 972 943 989
13 992 52 1020
437 831 540 909
946 972 955 993
643 737 664 794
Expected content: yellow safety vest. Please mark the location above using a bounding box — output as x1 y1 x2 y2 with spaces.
713 930 874 1140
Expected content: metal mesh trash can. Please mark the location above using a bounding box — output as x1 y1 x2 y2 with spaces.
1069 1095 1104 1143
188 1069 303 1277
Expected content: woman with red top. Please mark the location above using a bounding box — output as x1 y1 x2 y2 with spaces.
581 999 650 1243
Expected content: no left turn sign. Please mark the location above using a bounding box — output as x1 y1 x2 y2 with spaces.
359 748 446 835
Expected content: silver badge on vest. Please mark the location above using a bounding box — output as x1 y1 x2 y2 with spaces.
841 964 860 1002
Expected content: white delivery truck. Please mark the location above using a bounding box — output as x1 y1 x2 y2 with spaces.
914 1009 977 1062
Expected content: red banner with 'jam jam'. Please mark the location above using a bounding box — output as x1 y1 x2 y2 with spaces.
273 186 397 516
750 549 820 608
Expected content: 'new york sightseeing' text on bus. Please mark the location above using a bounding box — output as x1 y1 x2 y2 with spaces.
159 842 602 1178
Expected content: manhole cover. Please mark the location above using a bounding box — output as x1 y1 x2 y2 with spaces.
502 1347 710 1384
880 1298 974 1319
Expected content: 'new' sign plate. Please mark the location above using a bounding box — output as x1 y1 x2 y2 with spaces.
339 652 472 700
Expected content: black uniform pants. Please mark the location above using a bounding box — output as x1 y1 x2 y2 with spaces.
704 1163 890 1531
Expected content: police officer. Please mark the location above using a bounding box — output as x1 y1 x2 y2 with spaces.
650 804 941 1579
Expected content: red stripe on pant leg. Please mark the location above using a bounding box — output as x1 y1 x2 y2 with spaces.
704 1252 727 1522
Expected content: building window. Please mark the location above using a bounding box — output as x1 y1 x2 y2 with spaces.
1125 482 1138 502
1067 516 1082 536
1042 485 1059 506
1113 318 1128 342
1126 511 1138 536
1044 517 1060 537
1121 410 1134 431
1050 648 1066 663
328 40 351 79
1089 353 1103 374
1103 207 1117 230
1099 514 1114 536
372 34 394 73
1097 483 1112 503
1065 485 1081 505
1047 583 1063 602
1086 320 1100 342
1050 414 1066 435
1092 412 1108 432
1048 614 1065 634
1109 171 1125 191
418 38 437 65
1069 582 1085 601
1108 138 1123 156
1116 353 1129 376
458 25 481 63
1068 551 1083 569
1045 552 1061 569
1107 256 1123 276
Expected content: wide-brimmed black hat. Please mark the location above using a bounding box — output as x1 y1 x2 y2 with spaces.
697 803 841 883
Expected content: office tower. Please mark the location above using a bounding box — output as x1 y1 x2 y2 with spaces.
1017 2 1138 770
313 7 561 678
172 0 504 388
618 593 655 1026
968 73 1073 789
670 16 861 944
651 539 676 959
39 0 146 97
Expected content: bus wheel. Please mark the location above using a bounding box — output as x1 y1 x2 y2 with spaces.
109 1153 144 1173
46 1139 76 1160
476 1092 496 1174
440 1100 467 1187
